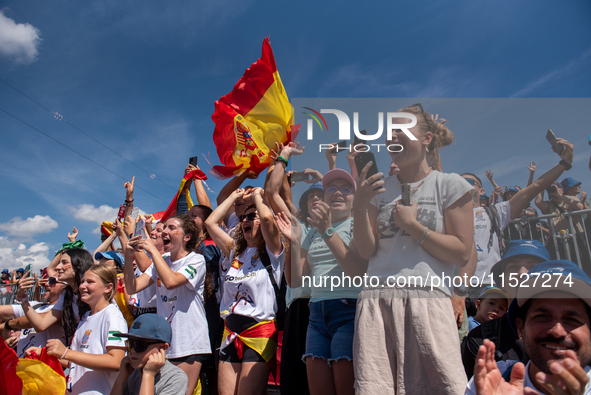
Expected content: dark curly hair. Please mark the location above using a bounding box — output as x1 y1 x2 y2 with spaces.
170 214 199 251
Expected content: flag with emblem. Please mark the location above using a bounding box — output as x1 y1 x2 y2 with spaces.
211 37 300 180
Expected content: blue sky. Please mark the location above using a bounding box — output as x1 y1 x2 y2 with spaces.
0 0 590 272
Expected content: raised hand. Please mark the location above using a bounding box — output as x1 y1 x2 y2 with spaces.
144 348 167 376
275 212 292 240
46 339 67 359
303 168 323 184
67 227 78 242
124 176 135 201
353 160 385 213
485 170 494 181
555 138 574 164
16 273 35 301
307 201 332 234
527 162 537 172
533 349 589 395
290 142 305 156
473 339 526 395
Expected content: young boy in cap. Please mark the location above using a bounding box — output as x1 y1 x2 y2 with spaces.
468 286 509 331
110 314 188 395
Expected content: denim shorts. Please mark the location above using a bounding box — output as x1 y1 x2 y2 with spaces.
303 299 357 364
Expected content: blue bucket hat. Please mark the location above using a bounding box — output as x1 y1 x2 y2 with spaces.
16 268 24 273
561 177 581 192
2 269 9 274
113 313 172 344
298 181 323 211
94 251 124 268
507 260 591 334
490 240 550 285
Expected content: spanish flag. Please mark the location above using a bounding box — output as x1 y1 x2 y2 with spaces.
0 341 66 395
150 169 208 223
211 37 299 179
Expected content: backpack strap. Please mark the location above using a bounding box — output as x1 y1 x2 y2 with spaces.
481 318 504 360
484 205 503 253
260 251 280 299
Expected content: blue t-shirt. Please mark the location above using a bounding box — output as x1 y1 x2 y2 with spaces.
468 316 481 331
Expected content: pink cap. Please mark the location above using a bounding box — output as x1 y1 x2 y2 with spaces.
322 169 356 191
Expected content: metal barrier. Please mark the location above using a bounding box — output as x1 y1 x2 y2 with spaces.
0 283 40 306
505 208 591 271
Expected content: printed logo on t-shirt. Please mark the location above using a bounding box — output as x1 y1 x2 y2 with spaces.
231 257 244 270
377 199 437 239
475 209 485 221
81 330 92 348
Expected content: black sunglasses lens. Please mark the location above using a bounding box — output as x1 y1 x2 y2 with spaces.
48 277 57 285
248 213 257 221
129 340 149 353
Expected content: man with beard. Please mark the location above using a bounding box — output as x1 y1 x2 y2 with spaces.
466 260 591 394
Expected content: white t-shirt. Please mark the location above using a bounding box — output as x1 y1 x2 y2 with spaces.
13 302 64 358
54 292 80 323
144 252 210 358
67 303 127 395
220 245 284 322
369 171 474 295
473 201 511 285
227 212 239 232
128 267 157 309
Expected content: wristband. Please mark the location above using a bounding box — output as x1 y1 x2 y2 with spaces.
277 155 289 167
4 320 14 331
60 348 69 360
416 226 431 245
15 294 29 304
559 159 572 171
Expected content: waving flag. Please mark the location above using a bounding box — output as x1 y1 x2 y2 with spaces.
150 169 208 223
211 37 299 179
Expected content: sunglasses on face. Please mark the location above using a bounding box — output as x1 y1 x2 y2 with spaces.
239 212 258 222
126 339 161 353
47 277 68 286
326 186 353 195
464 178 481 188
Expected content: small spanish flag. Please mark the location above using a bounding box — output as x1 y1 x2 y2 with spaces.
211 37 299 179
151 169 208 224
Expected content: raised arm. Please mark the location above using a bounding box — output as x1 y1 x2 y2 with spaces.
244 188 282 256
217 172 253 226
265 143 293 217
509 138 574 220
484 170 499 190
526 161 537 187
190 164 212 208
206 190 244 257
133 236 189 290
123 240 154 295
93 232 118 264
352 163 387 260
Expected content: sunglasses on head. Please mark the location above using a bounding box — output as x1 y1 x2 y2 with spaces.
326 186 353 195
126 339 161 353
464 178 481 188
408 103 432 131
47 276 68 286
239 212 258 222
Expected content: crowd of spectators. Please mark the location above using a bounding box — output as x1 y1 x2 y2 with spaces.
1 104 590 395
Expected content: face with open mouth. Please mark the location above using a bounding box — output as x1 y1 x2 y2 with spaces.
240 208 261 244
324 179 354 215
149 222 165 252
518 293 591 375
386 115 431 169
161 218 187 253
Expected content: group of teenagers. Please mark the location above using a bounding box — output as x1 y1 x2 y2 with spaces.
1 102 588 395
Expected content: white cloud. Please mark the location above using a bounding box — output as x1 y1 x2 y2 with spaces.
0 239 51 272
0 215 58 238
70 203 119 230
0 10 41 65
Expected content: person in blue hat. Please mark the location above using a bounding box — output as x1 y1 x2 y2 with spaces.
111 314 189 395
94 250 125 271
467 260 591 394
1 269 10 285
462 240 551 379
536 175 590 272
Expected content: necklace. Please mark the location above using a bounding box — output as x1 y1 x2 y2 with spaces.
398 168 433 191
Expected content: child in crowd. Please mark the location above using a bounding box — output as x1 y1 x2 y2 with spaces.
467 286 508 331
111 314 188 395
